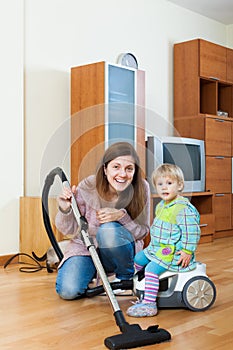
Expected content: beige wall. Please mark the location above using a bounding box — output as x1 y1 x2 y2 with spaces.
227 24 233 46
0 0 232 255
0 0 24 254
24 0 227 196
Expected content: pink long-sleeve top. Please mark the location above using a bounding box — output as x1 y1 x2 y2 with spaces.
55 175 151 267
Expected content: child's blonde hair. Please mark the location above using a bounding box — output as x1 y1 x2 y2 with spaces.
151 163 184 191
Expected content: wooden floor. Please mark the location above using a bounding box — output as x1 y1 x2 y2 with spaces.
0 236 233 350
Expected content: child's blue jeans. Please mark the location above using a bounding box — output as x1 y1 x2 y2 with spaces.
56 222 135 299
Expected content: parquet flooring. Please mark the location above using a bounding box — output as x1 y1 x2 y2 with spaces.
0 237 232 349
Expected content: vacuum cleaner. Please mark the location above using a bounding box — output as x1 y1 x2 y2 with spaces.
42 167 171 349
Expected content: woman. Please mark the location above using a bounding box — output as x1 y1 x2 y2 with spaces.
55 142 150 300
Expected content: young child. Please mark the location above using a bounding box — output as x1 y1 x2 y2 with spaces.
126 163 201 317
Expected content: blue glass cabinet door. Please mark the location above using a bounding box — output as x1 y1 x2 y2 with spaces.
107 64 135 146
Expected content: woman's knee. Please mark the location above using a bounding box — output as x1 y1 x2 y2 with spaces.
56 282 82 300
55 256 96 300
96 222 133 249
56 270 86 300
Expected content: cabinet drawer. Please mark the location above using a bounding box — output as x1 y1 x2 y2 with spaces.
214 193 231 231
199 214 215 236
206 156 232 193
205 118 232 156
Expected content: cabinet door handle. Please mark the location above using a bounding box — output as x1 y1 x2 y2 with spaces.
215 193 225 197
209 76 220 81
215 156 225 159
200 224 208 227
214 118 225 122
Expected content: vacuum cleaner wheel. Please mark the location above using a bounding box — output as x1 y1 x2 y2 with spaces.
182 276 216 311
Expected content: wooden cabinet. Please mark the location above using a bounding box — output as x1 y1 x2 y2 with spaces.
174 116 232 156
205 156 232 193
214 194 232 232
150 192 215 243
175 115 233 236
199 39 226 81
174 39 199 118
205 118 231 156
227 48 233 83
71 61 145 184
174 38 233 239
20 197 63 260
189 192 215 243
174 39 233 119
199 214 215 240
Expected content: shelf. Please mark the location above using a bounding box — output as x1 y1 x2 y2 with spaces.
200 78 217 115
200 78 233 117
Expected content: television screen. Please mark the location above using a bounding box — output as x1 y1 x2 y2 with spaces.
146 136 205 193
163 143 201 181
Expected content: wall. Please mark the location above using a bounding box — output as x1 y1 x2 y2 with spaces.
24 0 227 197
0 0 24 255
0 0 231 255
227 24 233 46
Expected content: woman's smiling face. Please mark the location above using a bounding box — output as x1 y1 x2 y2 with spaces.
104 155 135 193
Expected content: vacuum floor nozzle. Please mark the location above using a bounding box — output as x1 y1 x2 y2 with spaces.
104 323 171 349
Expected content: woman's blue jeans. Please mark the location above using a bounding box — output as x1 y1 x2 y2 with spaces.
56 222 135 300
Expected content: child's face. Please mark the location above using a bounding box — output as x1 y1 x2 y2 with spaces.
155 175 182 204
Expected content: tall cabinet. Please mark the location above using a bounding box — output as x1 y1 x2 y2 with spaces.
174 38 233 239
71 61 145 184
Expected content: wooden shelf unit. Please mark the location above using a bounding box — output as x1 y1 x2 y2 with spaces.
174 38 233 239
174 38 233 119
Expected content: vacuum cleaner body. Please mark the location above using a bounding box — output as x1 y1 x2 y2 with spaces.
134 261 216 311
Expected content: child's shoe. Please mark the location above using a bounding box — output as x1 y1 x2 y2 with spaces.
126 301 158 317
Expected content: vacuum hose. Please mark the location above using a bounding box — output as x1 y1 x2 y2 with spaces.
41 167 67 262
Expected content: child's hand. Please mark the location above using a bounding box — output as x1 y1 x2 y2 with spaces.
176 250 192 268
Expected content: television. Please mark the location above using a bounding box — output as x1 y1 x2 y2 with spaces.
146 136 205 193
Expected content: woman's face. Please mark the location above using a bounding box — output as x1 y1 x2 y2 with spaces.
104 155 135 193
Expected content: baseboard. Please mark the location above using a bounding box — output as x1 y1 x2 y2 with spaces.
214 230 233 239
199 234 213 243
0 254 19 266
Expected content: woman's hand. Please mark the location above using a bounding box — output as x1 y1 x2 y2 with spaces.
57 185 76 213
96 208 125 224
176 250 192 268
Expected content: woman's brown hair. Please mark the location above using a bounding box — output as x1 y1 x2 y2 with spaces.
96 142 147 220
